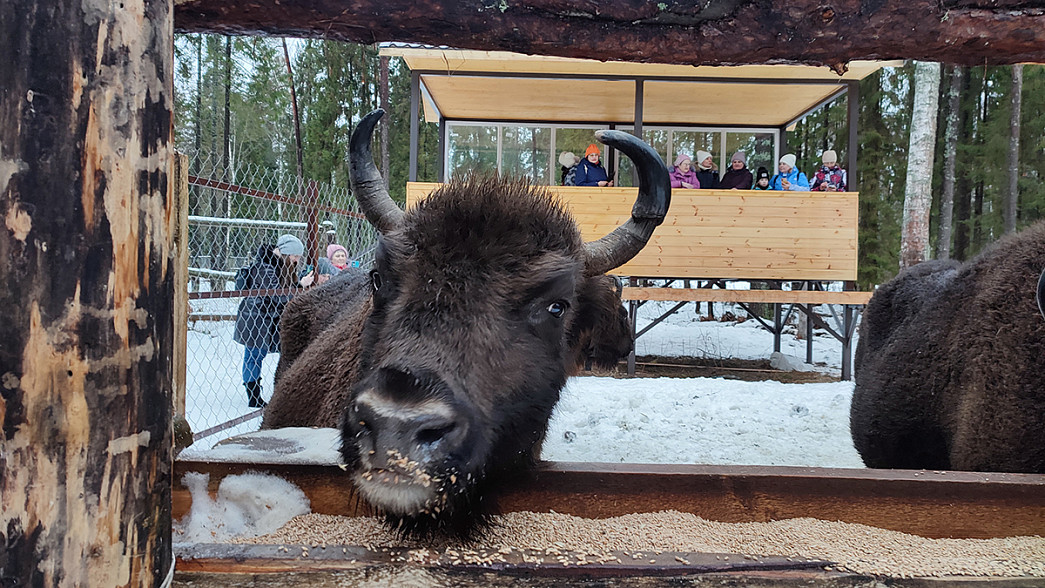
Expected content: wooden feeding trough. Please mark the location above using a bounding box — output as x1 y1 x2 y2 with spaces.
171 434 1045 586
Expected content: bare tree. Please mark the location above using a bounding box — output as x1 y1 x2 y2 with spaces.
937 66 964 259
900 61 942 270
1005 64 1024 234
380 54 390 188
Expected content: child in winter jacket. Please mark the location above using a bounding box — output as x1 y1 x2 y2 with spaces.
752 166 771 190
811 150 848 191
769 154 810 191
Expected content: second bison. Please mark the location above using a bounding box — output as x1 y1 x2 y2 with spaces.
851 222 1045 473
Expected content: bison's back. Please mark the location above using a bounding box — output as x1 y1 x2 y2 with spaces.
263 269 373 429
851 223 1045 473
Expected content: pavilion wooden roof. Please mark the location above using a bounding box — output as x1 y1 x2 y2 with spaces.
380 47 902 127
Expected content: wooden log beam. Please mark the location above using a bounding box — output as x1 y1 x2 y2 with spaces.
172 460 1045 540
173 0 1045 67
0 0 174 584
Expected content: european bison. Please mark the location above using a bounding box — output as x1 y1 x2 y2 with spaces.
263 109 671 536
851 222 1045 473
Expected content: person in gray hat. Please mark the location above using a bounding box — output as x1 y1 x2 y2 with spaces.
233 234 315 408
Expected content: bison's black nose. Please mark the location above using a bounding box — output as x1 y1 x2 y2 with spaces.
349 367 466 469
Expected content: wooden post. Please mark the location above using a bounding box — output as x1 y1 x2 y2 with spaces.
174 153 190 418
0 0 174 584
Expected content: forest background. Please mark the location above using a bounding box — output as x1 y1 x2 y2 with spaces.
174 35 1045 289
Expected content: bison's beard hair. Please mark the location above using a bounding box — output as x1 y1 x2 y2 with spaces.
339 371 566 541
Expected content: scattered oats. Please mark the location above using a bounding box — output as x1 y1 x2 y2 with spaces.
234 510 1045 578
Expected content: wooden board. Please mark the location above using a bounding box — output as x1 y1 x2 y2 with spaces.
173 460 1045 540
622 288 873 305
406 183 859 281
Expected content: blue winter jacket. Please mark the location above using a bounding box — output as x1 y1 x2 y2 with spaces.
769 167 811 191
574 159 610 186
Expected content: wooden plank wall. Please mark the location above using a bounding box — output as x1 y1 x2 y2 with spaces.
406 183 859 281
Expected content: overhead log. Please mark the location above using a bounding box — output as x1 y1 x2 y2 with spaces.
173 0 1045 67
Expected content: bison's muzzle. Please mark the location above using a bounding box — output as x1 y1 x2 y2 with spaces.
345 367 477 517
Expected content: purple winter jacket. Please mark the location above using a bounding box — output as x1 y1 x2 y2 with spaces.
669 166 700 189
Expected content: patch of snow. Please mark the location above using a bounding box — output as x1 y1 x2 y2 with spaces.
173 472 310 543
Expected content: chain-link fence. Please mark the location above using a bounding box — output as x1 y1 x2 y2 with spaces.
184 154 379 449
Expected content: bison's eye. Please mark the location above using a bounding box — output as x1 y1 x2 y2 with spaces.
547 300 568 318
370 270 383 291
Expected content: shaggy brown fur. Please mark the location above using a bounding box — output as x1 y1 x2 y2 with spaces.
851 221 1045 473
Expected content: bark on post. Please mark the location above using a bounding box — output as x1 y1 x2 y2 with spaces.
900 61 942 270
0 0 174 584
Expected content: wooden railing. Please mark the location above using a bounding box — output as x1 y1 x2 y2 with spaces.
406 183 859 282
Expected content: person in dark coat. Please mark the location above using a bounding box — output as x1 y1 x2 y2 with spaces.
234 234 314 408
718 151 754 190
694 150 719 190
574 144 614 187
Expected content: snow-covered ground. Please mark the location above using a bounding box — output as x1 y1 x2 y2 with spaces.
181 290 864 469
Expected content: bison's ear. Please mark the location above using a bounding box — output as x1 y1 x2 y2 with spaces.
569 275 633 370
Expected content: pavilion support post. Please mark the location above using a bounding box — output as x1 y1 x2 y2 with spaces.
806 305 815 364
847 81 859 191
628 277 638 376
409 71 420 182
773 304 783 352
633 79 645 140
438 117 446 183
842 305 856 380
0 0 175 584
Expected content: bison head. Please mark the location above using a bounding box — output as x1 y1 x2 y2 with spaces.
340 109 669 537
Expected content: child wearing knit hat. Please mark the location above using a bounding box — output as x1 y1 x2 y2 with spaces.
770 153 810 191
811 150 848 192
753 166 771 190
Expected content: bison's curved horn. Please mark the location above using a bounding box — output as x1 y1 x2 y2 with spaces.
582 131 671 276
350 109 404 233
1037 268 1045 320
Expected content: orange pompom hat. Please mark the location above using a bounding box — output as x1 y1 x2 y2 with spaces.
584 143 601 157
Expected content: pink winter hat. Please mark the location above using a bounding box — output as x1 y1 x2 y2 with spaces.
326 243 348 260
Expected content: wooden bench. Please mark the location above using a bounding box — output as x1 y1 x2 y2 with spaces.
406 183 873 379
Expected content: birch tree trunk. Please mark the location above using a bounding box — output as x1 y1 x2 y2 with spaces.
0 0 174 584
380 55 391 189
1005 64 1023 234
900 61 942 270
937 66 963 260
